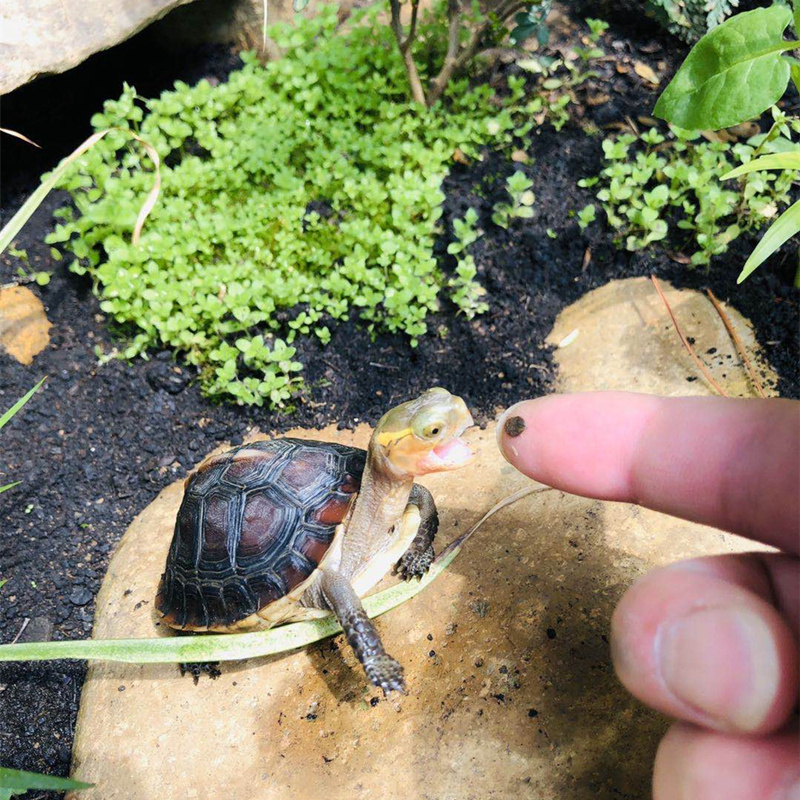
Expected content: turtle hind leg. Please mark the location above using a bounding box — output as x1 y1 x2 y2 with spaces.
179 661 222 684
318 570 405 695
394 483 438 581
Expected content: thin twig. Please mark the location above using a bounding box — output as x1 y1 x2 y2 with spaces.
389 0 427 104
368 361 400 370
650 275 728 397
706 289 766 398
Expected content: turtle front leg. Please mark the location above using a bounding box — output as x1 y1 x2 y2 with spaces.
318 570 405 695
394 483 438 581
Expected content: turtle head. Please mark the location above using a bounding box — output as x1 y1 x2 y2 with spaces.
371 388 474 478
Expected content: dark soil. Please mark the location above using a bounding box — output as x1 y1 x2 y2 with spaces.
1 5 798 794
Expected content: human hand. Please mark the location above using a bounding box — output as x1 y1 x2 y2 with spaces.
496 392 799 800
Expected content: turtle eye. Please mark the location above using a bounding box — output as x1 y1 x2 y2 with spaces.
422 422 444 439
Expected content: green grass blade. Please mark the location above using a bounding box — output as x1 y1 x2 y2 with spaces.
0 486 546 665
0 482 21 495
738 199 800 283
0 377 46 432
0 128 160 256
0 548 460 664
722 151 800 180
0 767 92 796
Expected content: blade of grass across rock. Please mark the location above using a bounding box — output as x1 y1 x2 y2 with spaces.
0 767 92 798
0 128 160 256
0 486 547 664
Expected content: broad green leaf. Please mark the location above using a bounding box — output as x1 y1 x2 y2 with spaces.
0 487 543 665
654 5 797 130
0 377 46 432
722 150 800 179
0 767 92 798
738 198 800 282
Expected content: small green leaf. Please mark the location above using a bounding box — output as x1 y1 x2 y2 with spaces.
0 377 46 432
0 482 21 495
0 767 92 797
654 5 796 130
738 198 800 283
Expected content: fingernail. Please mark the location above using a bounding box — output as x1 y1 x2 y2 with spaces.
657 607 779 732
495 401 527 462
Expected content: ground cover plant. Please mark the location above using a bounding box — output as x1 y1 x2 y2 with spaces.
653 2 800 282
580 118 797 267
46 5 557 408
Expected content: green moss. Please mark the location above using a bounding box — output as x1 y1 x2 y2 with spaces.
47 6 531 407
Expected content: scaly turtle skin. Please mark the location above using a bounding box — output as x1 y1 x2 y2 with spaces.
156 388 473 694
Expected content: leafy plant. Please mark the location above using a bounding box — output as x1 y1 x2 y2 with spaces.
579 18 609 60
654 3 800 283
577 203 596 230
446 208 488 318
47 7 532 407
4 247 50 288
581 122 796 266
0 767 91 800
492 171 535 228
646 0 752 42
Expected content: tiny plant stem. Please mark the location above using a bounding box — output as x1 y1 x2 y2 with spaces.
650 275 729 397
705 289 767 398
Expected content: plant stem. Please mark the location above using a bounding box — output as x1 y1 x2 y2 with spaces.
389 0 427 106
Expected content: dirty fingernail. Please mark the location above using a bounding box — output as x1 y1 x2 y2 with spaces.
657 607 779 732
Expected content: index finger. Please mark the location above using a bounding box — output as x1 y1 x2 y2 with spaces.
496 393 800 553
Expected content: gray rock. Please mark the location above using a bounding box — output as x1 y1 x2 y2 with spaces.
1 0 197 95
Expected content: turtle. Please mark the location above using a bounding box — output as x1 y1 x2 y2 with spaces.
156 388 474 694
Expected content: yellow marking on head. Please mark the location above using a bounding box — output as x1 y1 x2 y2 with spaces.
376 427 413 448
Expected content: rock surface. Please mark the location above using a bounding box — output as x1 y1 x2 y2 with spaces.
69 279 775 799
0 285 52 364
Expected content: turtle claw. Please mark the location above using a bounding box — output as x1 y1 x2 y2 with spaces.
179 661 221 684
365 654 406 696
394 545 435 581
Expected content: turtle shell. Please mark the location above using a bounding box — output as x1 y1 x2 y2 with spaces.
156 438 366 630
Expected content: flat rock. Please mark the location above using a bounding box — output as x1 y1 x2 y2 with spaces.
0 285 52 364
70 278 775 799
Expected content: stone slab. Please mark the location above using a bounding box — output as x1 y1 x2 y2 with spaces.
69 278 776 799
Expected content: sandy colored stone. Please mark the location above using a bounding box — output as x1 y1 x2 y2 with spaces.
547 276 777 397
0 285 51 364
70 278 776 799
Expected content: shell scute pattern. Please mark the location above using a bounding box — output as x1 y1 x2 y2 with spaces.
156 438 366 630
